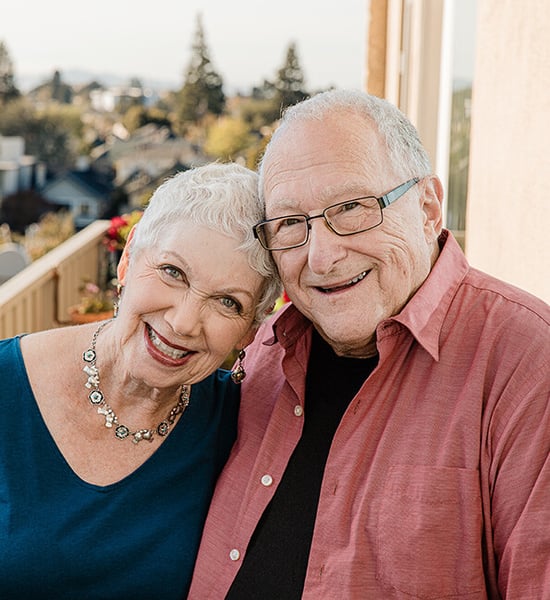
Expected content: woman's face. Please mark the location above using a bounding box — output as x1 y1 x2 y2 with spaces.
114 222 264 388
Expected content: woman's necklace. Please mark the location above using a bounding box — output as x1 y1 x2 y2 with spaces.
82 320 190 444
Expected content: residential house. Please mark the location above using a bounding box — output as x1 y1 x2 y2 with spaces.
92 124 209 209
40 158 114 229
0 135 44 204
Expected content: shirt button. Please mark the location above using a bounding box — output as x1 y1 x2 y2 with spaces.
294 405 304 417
229 548 240 561
261 474 273 486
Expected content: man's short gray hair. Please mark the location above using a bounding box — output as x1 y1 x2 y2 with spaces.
259 89 432 197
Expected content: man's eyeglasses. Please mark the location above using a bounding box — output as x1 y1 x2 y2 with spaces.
253 177 420 251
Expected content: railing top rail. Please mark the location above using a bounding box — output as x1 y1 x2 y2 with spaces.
0 220 110 305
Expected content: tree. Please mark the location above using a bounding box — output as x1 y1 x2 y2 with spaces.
122 105 172 134
176 14 225 128
273 42 308 112
0 100 82 174
0 40 20 104
204 116 254 161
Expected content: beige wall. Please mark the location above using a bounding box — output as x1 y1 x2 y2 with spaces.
467 0 550 302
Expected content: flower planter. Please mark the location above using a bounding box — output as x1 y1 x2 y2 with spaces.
68 306 114 324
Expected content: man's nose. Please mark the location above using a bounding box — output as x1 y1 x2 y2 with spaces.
306 216 347 275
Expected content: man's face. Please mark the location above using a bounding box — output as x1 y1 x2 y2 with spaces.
262 111 442 357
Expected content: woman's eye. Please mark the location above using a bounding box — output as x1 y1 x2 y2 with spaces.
160 265 183 280
220 297 242 312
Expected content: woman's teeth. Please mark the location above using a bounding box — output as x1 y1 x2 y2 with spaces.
147 326 189 360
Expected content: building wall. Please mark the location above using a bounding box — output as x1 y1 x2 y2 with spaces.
0 136 25 161
466 0 550 302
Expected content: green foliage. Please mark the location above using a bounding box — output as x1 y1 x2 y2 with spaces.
273 42 308 111
0 99 82 173
243 131 272 170
238 97 282 131
238 43 309 131
122 105 172 134
0 40 20 104
204 117 254 161
176 14 225 129
22 211 75 261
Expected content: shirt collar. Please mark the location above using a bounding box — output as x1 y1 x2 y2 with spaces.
390 230 469 361
265 230 469 362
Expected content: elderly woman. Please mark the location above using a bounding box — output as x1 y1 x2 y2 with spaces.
0 163 281 599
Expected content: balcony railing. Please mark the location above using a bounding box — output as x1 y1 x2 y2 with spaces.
0 220 111 338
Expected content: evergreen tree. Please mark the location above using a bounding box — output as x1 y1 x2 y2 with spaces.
0 40 21 104
177 14 225 127
273 42 308 112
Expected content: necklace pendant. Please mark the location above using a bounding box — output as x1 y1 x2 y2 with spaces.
89 390 104 405
115 425 130 439
157 421 170 436
83 349 96 362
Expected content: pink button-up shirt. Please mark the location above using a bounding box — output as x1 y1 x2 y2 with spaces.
189 231 550 599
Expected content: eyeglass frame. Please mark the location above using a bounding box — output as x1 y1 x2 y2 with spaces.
253 177 421 251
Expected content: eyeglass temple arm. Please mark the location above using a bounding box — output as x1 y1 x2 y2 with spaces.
378 177 420 208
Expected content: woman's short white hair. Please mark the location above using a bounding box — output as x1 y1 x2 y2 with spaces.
130 162 282 323
259 89 432 194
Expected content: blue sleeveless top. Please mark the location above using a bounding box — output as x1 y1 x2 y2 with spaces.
0 336 240 599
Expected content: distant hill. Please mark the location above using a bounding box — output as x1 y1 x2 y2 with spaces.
16 69 179 94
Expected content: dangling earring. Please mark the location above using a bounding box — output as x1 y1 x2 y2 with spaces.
113 284 123 318
231 349 246 384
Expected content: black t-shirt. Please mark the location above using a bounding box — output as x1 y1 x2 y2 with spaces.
226 329 378 599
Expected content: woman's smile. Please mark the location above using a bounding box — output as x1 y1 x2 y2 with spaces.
144 323 195 366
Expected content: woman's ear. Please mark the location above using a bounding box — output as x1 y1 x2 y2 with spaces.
116 225 136 285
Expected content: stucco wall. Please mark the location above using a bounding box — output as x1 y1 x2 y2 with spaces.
467 0 550 302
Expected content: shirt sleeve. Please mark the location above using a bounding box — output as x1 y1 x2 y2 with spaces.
487 358 550 597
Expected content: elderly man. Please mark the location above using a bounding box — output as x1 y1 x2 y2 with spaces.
189 90 550 599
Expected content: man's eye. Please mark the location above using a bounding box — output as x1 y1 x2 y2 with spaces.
278 217 303 229
338 201 361 213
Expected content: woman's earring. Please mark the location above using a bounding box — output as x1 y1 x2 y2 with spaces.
113 284 123 317
231 349 246 384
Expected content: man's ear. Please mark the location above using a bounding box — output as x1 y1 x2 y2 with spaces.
116 226 136 285
420 175 444 241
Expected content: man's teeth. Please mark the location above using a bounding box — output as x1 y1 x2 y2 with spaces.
148 327 189 359
349 271 368 285
320 270 368 292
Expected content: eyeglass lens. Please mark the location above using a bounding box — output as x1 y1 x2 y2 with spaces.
259 197 382 250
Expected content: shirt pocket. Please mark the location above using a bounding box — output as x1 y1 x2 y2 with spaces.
376 465 485 599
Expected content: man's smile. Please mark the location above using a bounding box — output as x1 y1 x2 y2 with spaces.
316 270 370 293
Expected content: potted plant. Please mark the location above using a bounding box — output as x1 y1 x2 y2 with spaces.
68 279 115 324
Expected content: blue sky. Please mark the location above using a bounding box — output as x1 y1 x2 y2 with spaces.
2 0 366 93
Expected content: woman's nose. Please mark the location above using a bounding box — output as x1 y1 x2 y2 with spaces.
164 293 203 338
